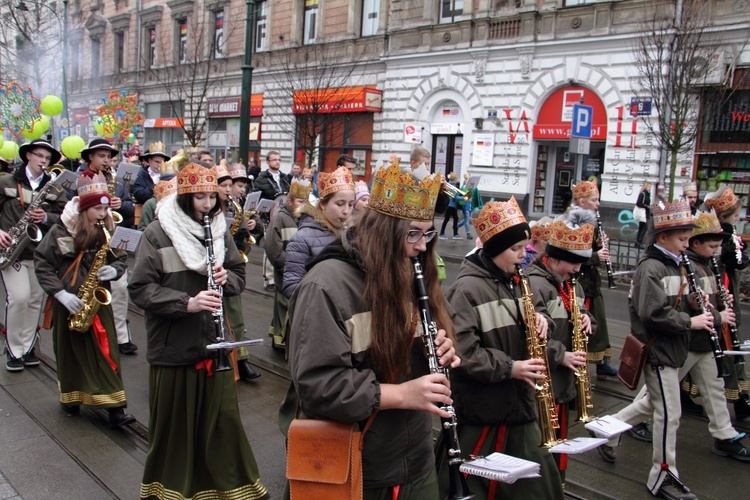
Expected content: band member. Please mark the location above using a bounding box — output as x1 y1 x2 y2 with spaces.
527 216 596 482
34 171 134 427
282 166 355 299
568 180 617 378
443 197 564 499
522 216 553 269
351 180 370 225
137 159 179 231
129 162 268 499
264 178 309 350
229 162 263 244
0 139 67 371
682 181 699 215
132 142 170 204
284 162 459 497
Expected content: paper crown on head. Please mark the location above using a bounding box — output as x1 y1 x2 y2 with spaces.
215 163 231 181
547 220 595 263
148 141 165 154
651 200 696 234
229 163 249 181
369 161 441 221
682 180 698 195
691 209 725 238
472 197 527 244
177 162 218 195
317 166 355 199
530 216 554 242
154 178 178 202
77 171 111 211
354 180 370 204
572 180 599 200
705 187 740 214
289 178 312 199
160 149 189 177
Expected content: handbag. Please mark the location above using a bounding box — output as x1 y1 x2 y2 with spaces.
618 333 655 390
632 205 647 223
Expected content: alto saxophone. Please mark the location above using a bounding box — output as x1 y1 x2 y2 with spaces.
68 221 113 332
104 166 123 225
569 276 593 422
516 265 560 448
227 195 255 264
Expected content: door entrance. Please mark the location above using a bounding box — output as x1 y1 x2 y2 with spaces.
431 135 463 177
552 145 575 214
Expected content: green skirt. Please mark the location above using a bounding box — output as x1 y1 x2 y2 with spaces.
224 294 249 360
140 365 269 500
52 302 126 408
585 294 611 361
269 289 289 347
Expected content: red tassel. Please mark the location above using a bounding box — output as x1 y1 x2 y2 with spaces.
195 358 214 376
91 315 117 372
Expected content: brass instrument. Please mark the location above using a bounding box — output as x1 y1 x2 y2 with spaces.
517 265 560 448
104 166 124 225
443 181 469 200
412 258 472 499
228 195 256 264
595 210 617 289
68 221 113 332
710 256 744 366
203 213 232 372
569 276 593 422
0 165 64 270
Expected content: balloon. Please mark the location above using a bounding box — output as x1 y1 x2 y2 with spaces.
0 141 19 160
0 135 4 150
40 95 64 116
94 116 116 137
128 132 136 142
60 135 86 160
21 120 45 140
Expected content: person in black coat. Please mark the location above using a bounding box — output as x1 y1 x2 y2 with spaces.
132 148 170 204
253 151 291 201
635 181 652 248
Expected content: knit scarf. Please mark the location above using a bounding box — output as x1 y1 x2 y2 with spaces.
158 195 226 273
61 198 82 236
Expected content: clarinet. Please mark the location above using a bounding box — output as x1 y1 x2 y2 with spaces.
412 258 473 500
203 213 232 372
595 210 617 289
681 252 729 378
710 256 744 366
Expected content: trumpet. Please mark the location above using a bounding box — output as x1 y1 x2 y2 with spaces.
442 181 469 200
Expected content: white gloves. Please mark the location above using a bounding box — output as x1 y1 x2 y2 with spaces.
55 290 84 315
97 265 117 282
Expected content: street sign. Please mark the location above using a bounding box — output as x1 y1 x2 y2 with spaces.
570 137 591 155
630 97 653 117
571 104 593 138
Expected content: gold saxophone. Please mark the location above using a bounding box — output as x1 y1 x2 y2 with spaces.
104 166 124 225
228 195 255 263
517 265 560 448
569 276 593 422
68 221 113 332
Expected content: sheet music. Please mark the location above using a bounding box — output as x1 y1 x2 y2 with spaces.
51 169 79 192
460 453 540 484
723 350 750 356
411 163 431 181
548 437 609 454
584 416 632 439
116 162 141 186
255 199 275 214
466 175 481 190
109 226 143 253
741 341 750 351
244 191 261 211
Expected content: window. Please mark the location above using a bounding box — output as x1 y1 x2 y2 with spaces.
177 21 188 64
114 32 125 72
362 0 379 37
213 11 225 59
563 0 595 5
296 113 375 174
70 39 80 80
91 38 101 77
148 27 157 68
303 0 318 45
255 1 267 52
439 0 463 24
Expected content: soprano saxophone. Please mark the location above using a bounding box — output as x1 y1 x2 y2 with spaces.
516 265 560 448
569 276 593 422
68 221 113 332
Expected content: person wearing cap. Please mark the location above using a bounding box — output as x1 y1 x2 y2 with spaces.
128 162 269 500
33 171 134 427
682 181 699 215
132 143 170 204
527 216 596 483
442 197 563 498
522 216 553 269
281 161 459 497
0 139 68 372
282 166 355 299
228 162 263 244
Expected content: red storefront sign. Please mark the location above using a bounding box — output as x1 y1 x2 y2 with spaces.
72 108 90 124
144 118 185 128
293 86 383 114
207 95 264 118
533 86 608 140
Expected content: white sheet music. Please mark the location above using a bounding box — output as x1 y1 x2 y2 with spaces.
584 416 632 439
51 169 79 192
244 191 261 211
255 199 275 214
116 163 141 186
109 226 143 253
548 437 609 454
459 453 540 484
206 339 263 350
723 350 750 356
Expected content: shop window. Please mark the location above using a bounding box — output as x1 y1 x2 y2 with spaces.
303 0 318 45
439 0 463 24
296 113 375 178
362 0 379 37
256 1 267 52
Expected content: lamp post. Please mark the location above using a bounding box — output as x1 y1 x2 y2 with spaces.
238 0 256 166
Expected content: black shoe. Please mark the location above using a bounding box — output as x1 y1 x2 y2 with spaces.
6 354 23 372
735 395 750 421
237 359 261 381
264 282 276 292
596 359 618 377
680 391 703 415
656 475 697 500
22 348 41 366
589 430 616 462
713 433 750 461
118 342 138 355
629 422 653 442
467 233 472 239
107 408 135 428
61 404 80 415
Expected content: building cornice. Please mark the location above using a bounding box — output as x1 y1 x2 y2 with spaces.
167 0 195 20
141 5 164 27
110 13 131 32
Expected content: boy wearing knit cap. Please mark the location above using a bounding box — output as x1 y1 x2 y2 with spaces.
444 197 564 499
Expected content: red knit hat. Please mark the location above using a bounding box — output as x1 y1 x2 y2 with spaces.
77 170 111 211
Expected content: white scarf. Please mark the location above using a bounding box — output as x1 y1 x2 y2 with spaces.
61 198 82 236
157 195 226 273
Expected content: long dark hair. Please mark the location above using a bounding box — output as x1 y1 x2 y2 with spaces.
354 209 456 383
73 211 115 253
177 192 221 222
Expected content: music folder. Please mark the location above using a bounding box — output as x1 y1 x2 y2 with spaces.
109 226 143 253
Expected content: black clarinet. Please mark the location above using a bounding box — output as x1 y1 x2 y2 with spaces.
203 214 232 372
681 252 729 378
412 258 473 500
596 210 617 289
710 256 744 366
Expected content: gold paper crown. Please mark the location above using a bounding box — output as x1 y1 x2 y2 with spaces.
229 163 248 180
160 149 188 176
705 187 740 213
318 166 355 199
692 209 723 238
549 220 596 252
355 180 369 195
572 180 599 201
369 162 441 221
154 178 178 201
651 201 694 233
77 172 108 198
682 180 698 194
148 141 166 154
530 216 554 242
177 163 218 195
215 163 231 180
472 197 528 245
289 178 313 199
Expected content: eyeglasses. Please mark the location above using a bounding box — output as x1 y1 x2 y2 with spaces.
31 151 52 161
406 229 437 244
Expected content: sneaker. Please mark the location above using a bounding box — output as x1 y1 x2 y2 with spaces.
264 282 276 292
629 422 653 442
107 408 135 428
237 359 261 382
439 234 448 240
466 233 472 239
656 475 697 500
118 342 138 355
589 431 616 462
22 348 41 366
596 359 618 377
680 391 703 415
713 433 750 461
734 395 750 421
6 354 24 372
453 234 462 240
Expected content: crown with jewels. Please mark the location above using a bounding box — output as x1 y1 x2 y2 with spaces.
472 197 528 244
289 178 312 199
317 166 355 199
692 209 723 238
369 161 441 221
77 172 108 198
530 216 554 242
154 177 178 201
705 187 740 214
148 141 166 154
572 180 599 201
548 220 595 252
215 163 231 181
177 163 218 195
651 200 695 233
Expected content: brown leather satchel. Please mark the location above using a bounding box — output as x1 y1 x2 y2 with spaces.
618 333 653 390
287 419 366 500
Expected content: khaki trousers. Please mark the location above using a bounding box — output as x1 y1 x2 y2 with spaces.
1 259 44 358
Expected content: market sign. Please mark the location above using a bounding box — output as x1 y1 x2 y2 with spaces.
707 89 750 143
293 86 383 114
207 95 264 118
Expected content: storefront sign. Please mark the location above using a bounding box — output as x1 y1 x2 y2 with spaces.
207 95 264 118
472 133 494 166
403 123 422 144
143 118 184 128
430 122 464 135
293 86 383 114
707 90 750 143
534 86 608 140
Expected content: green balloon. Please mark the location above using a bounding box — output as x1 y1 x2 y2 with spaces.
0 141 19 160
40 95 64 116
0 135 4 150
61 135 86 160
